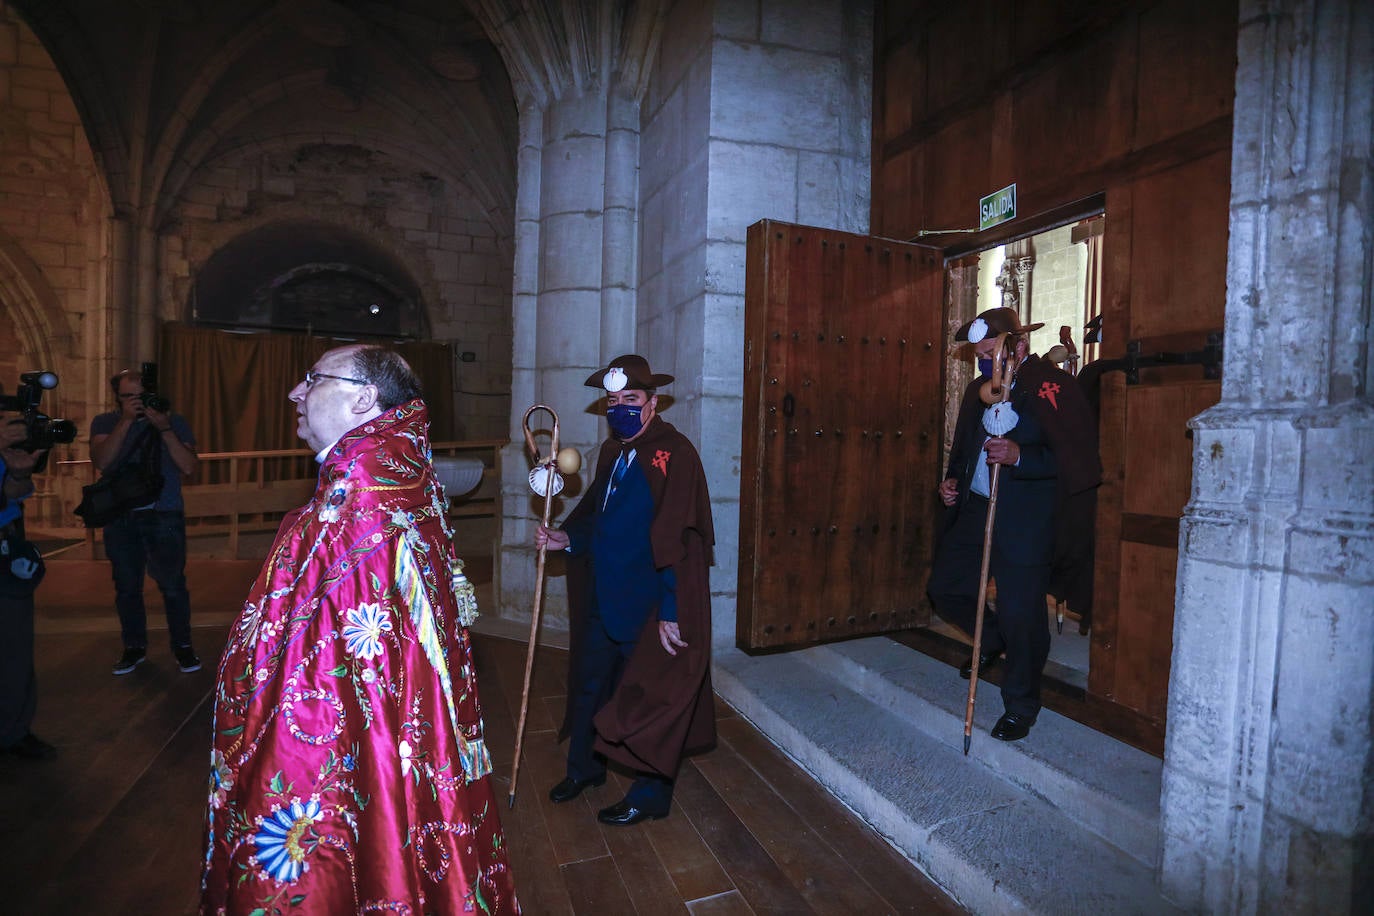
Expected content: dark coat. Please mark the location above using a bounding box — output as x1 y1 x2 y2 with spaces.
559 416 716 777
944 355 1101 571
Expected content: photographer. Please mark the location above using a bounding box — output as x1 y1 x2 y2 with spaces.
0 413 54 759
90 368 200 676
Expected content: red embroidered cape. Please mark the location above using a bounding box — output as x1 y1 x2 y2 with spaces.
201 400 518 915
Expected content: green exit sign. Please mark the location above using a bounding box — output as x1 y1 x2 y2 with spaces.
979 184 1017 231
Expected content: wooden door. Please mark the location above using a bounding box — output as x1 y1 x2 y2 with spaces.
738 220 944 651
1087 152 1229 746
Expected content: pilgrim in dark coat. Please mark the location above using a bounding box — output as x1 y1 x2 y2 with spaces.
929 308 1100 742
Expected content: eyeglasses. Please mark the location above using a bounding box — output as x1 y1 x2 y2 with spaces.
304 371 368 388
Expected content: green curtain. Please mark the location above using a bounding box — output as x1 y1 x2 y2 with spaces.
158 323 457 458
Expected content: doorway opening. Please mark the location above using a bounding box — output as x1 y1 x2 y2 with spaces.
925 214 1105 691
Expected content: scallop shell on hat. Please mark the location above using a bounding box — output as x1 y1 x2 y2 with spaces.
603 367 628 392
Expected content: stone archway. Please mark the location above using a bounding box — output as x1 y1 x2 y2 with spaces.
0 233 83 527
0 234 77 388
189 219 430 339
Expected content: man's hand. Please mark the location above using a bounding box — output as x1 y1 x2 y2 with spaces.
534 525 569 551
658 620 687 656
0 416 26 450
938 477 959 506
143 405 173 433
2 445 43 499
2 446 43 476
984 436 1020 466
120 394 145 422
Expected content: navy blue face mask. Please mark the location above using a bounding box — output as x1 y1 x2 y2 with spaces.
606 403 644 439
977 357 994 377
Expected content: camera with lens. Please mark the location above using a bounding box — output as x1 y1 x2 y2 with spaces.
138 362 171 414
0 371 77 471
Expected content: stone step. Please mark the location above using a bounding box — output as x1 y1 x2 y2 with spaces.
712 638 1180 915
801 638 1163 869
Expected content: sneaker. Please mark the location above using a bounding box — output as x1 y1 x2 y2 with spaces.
0 732 57 760
174 645 201 673
113 647 147 675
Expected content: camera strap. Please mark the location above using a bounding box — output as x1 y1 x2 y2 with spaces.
112 421 159 469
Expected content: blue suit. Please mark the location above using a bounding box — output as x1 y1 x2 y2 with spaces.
577 454 677 641
560 448 676 812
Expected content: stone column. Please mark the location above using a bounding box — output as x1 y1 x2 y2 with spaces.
102 213 133 389
133 220 159 362
497 86 643 629
1159 1 1373 911
601 89 640 362
498 100 545 622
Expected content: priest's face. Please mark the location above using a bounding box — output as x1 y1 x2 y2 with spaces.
289 347 371 453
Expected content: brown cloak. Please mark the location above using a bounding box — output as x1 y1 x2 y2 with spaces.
1012 355 1101 618
559 416 716 777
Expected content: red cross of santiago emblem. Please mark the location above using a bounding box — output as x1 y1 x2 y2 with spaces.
1038 381 1062 410
652 449 671 475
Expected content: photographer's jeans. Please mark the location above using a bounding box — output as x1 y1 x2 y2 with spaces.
103 509 192 649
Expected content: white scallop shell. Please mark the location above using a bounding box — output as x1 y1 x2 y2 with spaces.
603 367 628 392
528 465 565 497
982 402 1020 436
966 317 989 343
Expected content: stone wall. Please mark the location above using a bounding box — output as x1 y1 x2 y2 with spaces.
642 0 873 647
1023 225 1084 357
0 4 106 526
162 142 513 440
1160 0 1374 909
637 0 715 614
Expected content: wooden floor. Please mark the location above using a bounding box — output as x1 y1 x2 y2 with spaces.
2 557 962 915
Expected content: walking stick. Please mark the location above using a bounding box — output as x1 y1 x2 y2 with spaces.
1054 326 1079 637
508 404 581 807
963 335 1021 756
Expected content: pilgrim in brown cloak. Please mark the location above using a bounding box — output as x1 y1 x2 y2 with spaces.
559 414 716 777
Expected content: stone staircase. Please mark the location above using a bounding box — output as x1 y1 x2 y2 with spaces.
712 637 1183 915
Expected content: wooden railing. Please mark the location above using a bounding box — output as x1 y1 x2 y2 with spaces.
61 439 505 558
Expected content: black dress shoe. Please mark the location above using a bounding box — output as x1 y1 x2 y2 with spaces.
959 649 1002 680
597 800 667 826
548 774 605 803
990 712 1035 741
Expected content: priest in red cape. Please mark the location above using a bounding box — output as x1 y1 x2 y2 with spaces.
201 345 519 915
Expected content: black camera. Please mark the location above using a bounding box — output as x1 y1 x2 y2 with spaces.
0 371 77 470
139 362 171 414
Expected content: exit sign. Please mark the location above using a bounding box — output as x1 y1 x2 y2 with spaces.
979 184 1017 231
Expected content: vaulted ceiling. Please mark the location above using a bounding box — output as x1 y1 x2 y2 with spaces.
12 0 519 234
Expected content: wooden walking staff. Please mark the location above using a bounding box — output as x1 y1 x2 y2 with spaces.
508 404 581 807
963 333 1021 756
1053 325 1080 636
